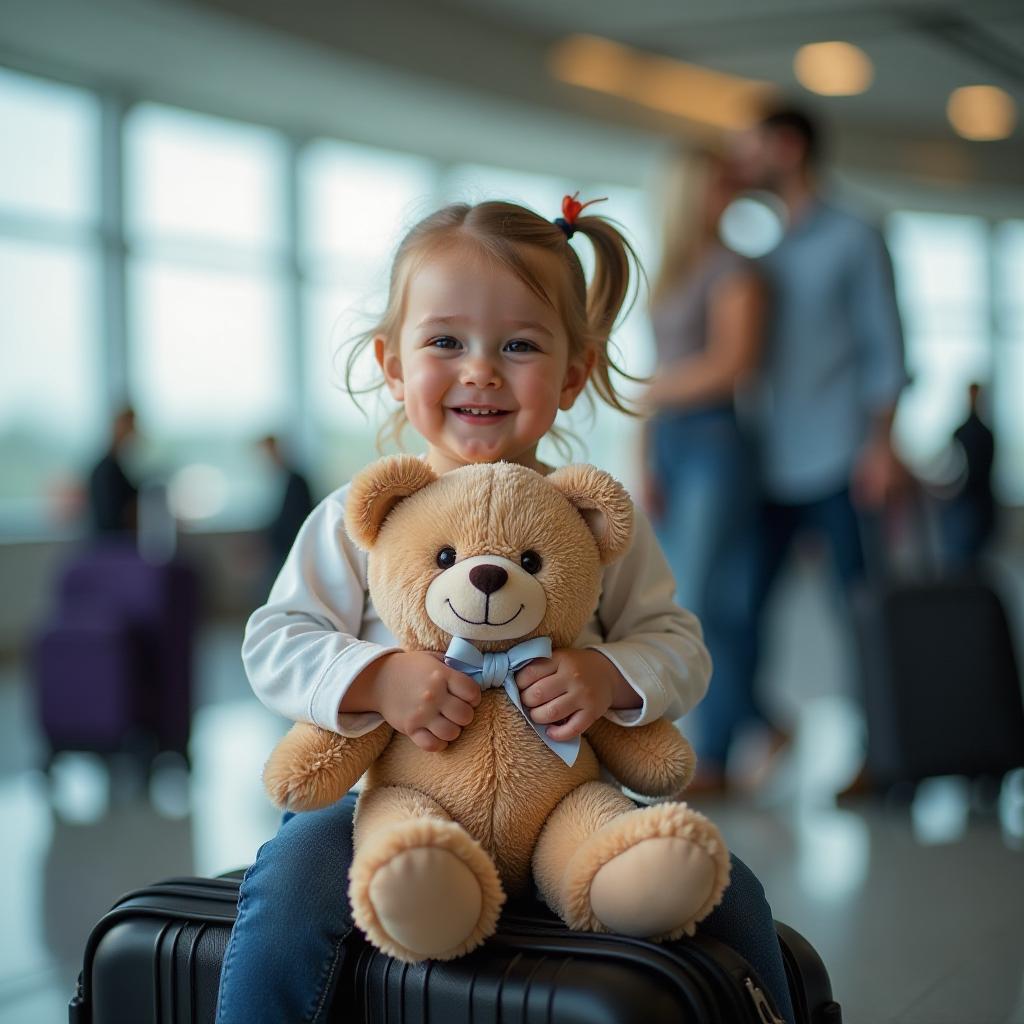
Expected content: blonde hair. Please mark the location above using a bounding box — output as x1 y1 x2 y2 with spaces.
344 200 645 454
649 148 723 309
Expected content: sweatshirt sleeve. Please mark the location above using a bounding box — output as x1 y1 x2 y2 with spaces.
241 489 401 736
586 506 712 727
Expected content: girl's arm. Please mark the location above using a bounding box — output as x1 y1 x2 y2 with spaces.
644 269 763 411
585 505 712 726
242 488 402 736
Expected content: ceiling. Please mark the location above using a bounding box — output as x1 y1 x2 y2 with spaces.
186 0 1024 188
1 0 1022 199
442 0 1024 128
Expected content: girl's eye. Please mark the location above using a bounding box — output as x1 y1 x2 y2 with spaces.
505 339 538 353
520 550 542 574
436 546 457 568
430 336 461 350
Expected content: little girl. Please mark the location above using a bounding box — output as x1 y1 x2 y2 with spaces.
216 198 795 1024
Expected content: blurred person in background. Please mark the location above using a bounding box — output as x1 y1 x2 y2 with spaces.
731 105 910 792
641 148 771 793
938 381 997 571
258 434 314 588
87 405 139 537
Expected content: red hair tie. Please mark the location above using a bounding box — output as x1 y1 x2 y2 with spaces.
554 191 607 239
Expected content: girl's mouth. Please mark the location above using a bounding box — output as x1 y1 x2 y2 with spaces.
450 407 511 423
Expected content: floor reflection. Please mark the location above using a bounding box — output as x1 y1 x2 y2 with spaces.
42 792 195 971
0 559 1022 1024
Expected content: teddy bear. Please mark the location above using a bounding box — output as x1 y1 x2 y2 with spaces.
263 455 730 963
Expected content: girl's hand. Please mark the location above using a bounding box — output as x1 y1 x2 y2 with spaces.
345 651 481 752
515 648 640 742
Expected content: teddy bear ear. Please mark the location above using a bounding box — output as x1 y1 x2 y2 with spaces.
344 455 437 550
546 465 634 565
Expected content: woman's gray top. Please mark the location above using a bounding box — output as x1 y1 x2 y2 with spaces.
650 244 750 368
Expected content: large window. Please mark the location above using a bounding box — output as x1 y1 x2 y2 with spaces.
0 67 99 222
0 68 103 533
4 62 1024 539
124 104 291 527
887 211 1022 503
299 140 438 489
994 221 1024 501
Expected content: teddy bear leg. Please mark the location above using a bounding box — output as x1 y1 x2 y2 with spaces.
349 785 505 963
533 781 730 942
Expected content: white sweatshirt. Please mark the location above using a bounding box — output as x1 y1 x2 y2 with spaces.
242 479 711 737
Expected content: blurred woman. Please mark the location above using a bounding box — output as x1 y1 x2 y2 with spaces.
642 149 768 792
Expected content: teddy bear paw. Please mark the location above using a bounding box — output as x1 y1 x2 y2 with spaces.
350 820 505 962
590 835 718 939
368 847 485 958
564 802 730 941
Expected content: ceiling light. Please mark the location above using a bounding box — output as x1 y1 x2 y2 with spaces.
549 35 774 131
947 85 1017 141
793 42 873 97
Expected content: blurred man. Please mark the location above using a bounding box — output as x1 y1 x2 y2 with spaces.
729 106 910 789
87 406 139 536
940 382 996 569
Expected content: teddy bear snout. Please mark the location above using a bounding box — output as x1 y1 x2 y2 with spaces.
469 565 508 595
424 553 547 642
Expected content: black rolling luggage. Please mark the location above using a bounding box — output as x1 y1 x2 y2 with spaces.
856 573 1024 786
71 874 841 1024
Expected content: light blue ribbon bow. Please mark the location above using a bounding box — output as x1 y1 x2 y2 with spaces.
444 635 580 767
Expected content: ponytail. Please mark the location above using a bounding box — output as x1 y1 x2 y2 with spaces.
570 213 645 417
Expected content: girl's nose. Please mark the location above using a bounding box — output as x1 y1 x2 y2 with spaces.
460 356 501 388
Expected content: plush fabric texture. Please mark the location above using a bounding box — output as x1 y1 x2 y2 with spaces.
349 784 505 961
529 779 725 938
345 456 437 550
263 455 730 963
263 721 394 811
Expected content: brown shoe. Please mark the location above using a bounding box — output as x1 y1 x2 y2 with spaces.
835 764 875 802
684 765 730 799
734 726 793 796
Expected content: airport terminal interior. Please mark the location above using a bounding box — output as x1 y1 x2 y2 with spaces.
1 1 1023 1021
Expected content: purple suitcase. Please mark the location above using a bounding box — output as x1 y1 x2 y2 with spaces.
33 542 200 767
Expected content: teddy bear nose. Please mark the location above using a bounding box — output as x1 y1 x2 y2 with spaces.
469 564 508 595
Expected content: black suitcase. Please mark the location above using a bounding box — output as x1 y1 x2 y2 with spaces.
856 573 1024 786
70 874 841 1024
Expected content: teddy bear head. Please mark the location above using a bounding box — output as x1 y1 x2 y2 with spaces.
344 456 634 654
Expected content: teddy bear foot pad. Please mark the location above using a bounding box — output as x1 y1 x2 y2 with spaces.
590 835 718 938
350 817 505 963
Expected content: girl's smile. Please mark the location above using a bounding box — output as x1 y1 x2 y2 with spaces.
449 405 510 422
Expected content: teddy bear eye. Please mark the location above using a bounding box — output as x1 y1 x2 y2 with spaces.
520 550 542 574
436 546 457 569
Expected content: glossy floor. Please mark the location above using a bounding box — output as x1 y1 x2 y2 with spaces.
1 554 1023 1024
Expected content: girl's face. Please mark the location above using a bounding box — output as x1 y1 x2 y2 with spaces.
377 242 591 475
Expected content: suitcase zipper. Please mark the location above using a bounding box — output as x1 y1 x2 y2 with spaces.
495 915 771 1021
744 976 785 1023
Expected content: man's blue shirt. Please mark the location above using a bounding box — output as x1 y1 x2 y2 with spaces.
752 200 908 502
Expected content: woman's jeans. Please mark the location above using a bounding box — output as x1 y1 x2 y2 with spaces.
215 794 796 1024
650 407 766 769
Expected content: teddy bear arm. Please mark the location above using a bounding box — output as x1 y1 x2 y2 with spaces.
585 717 696 798
263 721 395 811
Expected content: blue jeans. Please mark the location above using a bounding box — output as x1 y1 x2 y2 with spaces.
650 408 765 769
676 472 872 770
215 794 796 1024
